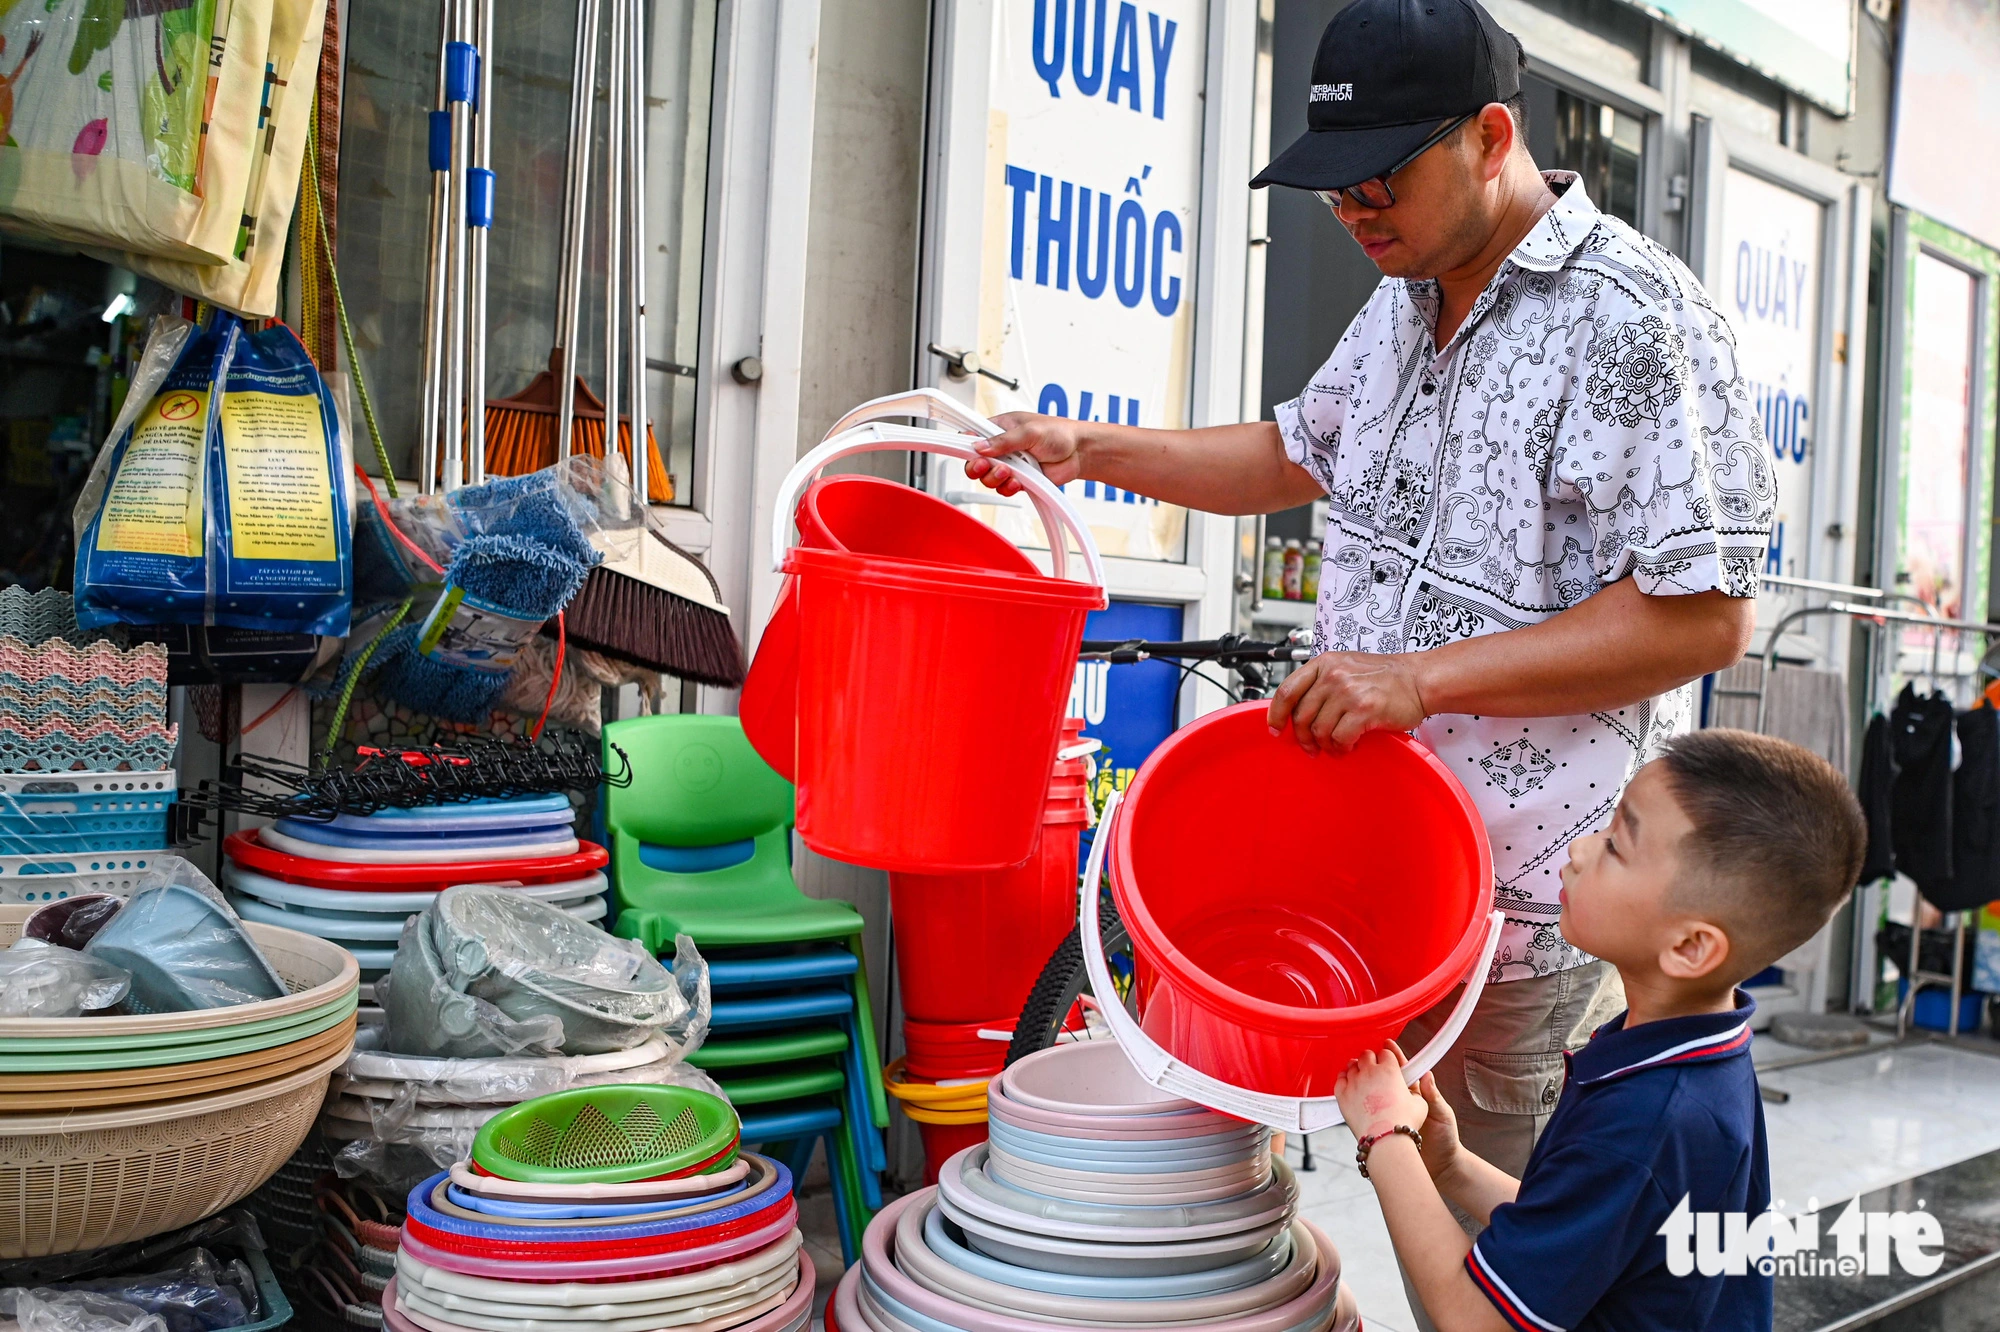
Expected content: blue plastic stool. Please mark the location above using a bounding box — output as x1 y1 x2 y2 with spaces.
739 1100 858 1265
709 988 886 1203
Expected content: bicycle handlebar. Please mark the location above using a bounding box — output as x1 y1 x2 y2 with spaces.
1079 634 1312 666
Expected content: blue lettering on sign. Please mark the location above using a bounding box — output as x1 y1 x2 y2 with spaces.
1072 600 1185 788
1029 0 1177 116
1765 519 1785 575
1008 166 1184 316
1746 378 1810 465
1734 240 1810 329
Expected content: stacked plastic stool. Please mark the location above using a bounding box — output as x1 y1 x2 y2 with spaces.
605 714 887 1260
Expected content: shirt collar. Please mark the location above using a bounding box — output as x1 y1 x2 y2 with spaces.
1509 171 1600 273
1566 990 1758 1087
1402 172 1600 349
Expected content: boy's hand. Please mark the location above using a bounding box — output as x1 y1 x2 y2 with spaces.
1335 1044 1428 1141
1414 1070 1464 1184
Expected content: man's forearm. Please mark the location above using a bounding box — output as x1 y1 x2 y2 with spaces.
1076 421 1323 516
1410 580 1753 718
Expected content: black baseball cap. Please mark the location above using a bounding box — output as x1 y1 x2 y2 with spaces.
1251 0 1522 192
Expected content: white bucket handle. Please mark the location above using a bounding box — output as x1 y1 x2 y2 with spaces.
1079 787 1505 1133
770 422 1105 588
819 388 1005 443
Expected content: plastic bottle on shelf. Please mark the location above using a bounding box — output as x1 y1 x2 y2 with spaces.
1281 540 1305 601
1261 537 1286 600
1302 540 1322 601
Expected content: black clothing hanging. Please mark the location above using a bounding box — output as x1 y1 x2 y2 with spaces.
1932 705 2000 911
1857 713 1897 884
1889 683 1956 896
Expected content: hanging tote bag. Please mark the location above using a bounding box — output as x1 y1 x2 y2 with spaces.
0 0 274 264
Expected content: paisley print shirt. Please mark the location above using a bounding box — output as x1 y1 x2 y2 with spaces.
1275 175 1774 982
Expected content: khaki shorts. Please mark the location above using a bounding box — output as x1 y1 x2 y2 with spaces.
1394 959 1625 1332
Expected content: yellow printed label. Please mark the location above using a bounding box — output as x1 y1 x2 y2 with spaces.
99 390 209 556
220 391 336 562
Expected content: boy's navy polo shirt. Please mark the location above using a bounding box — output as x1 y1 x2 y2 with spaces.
1465 991 1771 1332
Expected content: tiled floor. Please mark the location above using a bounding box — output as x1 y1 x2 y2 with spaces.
1287 1030 2000 1332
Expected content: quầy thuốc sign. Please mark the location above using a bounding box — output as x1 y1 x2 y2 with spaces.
1720 166 1821 589
959 0 1206 563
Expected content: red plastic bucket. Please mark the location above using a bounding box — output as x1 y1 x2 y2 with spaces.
742 477 1039 782
1109 702 1492 1098
915 1119 990 1187
902 1018 1011 1080
784 546 1101 871
889 811 1083 1024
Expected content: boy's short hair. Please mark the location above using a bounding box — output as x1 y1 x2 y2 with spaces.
1657 729 1865 978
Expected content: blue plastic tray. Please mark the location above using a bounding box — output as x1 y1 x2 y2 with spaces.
408 1159 792 1243
326 794 575 833
0 807 168 833
273 818 574 851
0 771 175 817
445 1177 750 1218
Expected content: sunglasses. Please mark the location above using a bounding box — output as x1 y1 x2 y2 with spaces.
1312 114 1476 214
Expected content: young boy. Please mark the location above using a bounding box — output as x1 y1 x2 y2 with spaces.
1334 729 1865 1332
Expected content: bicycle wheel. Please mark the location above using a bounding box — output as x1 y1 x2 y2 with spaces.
1005 890 1131 1066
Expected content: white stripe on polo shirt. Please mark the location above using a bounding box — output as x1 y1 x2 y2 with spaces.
1579 1022 1751 1085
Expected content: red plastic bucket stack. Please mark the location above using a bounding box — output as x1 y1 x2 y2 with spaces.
748 411 1107 1180
887 719 1092 1182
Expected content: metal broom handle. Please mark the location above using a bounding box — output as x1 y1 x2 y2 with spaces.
555 0 600 463
624 0 649 508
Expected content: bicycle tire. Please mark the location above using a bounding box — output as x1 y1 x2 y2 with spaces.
1005 893 1129 1067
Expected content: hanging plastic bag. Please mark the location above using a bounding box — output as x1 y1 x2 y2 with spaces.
74 313 352 637
0 0 274 265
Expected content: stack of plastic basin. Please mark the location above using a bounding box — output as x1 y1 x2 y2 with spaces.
833 1041 1358 1332
220 800 609 985
388 1085 812 1332
0 904 360 1256
886 716 1092 1182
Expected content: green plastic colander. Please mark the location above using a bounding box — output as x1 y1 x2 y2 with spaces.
470 1084 740 1184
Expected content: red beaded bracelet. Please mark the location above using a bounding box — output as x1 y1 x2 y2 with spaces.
1354 1124 1423 1179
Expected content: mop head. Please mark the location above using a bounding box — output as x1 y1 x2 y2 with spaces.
371 531 598 724
452 470 601 570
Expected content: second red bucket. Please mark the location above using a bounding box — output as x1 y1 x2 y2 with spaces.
761 415 1106 873
1107 702 1495 1100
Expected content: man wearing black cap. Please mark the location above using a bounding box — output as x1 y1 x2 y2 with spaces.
971 0 1771 1321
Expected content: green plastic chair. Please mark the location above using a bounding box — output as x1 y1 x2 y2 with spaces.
603 714 890 1131
604 715 861 947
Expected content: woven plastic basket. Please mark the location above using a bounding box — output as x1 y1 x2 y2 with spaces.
0 1046 348 1257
